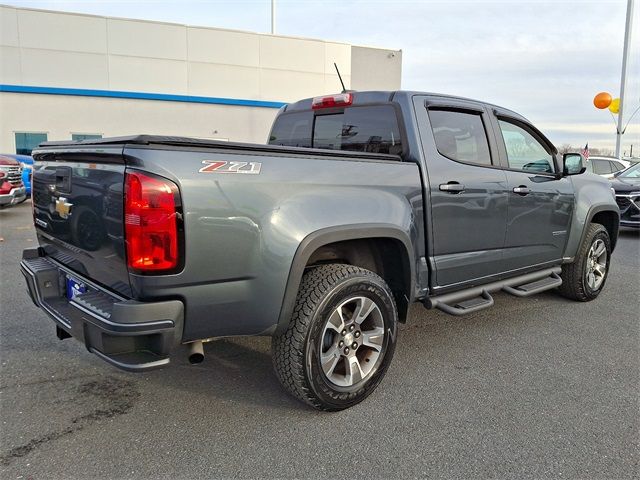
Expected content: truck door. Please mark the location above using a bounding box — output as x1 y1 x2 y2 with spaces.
490 113 574 270
415 98 509 288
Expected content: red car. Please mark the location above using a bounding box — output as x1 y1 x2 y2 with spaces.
0 155 26 208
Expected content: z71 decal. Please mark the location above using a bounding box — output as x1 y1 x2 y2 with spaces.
199 160 262 175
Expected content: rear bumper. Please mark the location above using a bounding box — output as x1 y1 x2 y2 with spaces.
20 248 184 372
0 186 26 206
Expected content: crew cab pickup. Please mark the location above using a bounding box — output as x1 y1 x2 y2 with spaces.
21 91 620 411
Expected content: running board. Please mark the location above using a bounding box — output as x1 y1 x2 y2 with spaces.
424 267 562 316
502 272 562 297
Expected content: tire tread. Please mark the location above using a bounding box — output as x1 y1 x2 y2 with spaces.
272 264 389 410
559 223 609 301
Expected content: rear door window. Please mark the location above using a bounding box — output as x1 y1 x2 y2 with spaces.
428 109 492 166
593 160 612 174
269 105 402 155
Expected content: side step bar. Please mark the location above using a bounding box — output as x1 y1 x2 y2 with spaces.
424 267 562 316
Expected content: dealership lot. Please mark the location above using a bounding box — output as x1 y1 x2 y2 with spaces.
1 201 638 479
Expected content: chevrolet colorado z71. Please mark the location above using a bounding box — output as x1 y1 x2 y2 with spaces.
21 91 619 411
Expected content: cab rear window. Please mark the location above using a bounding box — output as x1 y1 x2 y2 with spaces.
268 105 402 155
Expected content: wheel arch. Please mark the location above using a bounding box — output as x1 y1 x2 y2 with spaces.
590 208 619 251
564 203 620 262
275 224 416 334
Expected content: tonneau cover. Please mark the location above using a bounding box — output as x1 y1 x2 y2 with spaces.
37 135 401 162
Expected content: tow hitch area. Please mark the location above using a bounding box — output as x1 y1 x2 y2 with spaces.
20 248 184 372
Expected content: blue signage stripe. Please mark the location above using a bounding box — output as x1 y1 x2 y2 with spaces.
0 84 287 109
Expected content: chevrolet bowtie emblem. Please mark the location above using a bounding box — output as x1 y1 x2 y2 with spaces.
55 197 73 219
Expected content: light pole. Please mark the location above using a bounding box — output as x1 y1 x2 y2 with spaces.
271 0 276 34
616 0 635 158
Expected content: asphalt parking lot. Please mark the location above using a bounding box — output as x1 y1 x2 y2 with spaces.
1 200 638 479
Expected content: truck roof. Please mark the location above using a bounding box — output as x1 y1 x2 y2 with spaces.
284 90 529 123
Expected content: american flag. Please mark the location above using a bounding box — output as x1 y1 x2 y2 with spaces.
581 143 589 160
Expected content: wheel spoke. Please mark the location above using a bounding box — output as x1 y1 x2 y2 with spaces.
587 272 596 289
593 242 606 258
326 309 345 333
321 348 340 377
354 297 377 325
362 327 385 351
345 355 364 385
594 264 606 277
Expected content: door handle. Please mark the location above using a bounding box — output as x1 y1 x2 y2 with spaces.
439 182 465 193
513 186 531 195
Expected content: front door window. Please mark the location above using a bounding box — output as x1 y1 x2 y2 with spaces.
498 120 555 174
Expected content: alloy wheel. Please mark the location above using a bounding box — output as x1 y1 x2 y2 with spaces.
585 238 607 291
319 296 385 387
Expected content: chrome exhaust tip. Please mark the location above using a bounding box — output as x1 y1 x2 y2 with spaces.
188 340 204 364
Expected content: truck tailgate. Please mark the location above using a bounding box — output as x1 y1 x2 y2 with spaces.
31 146 131 297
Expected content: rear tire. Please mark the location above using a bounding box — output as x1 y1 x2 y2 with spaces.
559 223 611 301
272 264 398 411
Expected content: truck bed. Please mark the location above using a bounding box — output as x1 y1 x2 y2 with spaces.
30 135 420 344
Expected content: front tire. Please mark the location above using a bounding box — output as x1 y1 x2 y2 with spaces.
559 223 611 301
272 264 398 411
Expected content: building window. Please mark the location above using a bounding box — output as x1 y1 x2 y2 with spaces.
72 134 102 141
15 132 48 155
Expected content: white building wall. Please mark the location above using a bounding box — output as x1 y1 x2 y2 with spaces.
0 5 402 150
0 93 279 143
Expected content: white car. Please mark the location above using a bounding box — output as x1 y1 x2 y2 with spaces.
584 156 631 179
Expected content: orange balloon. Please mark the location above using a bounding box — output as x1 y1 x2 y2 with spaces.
594 92 612 109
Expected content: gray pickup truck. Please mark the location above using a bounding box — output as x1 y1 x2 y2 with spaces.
21 91 619 411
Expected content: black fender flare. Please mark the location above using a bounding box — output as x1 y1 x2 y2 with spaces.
565 204 620 263
275 224 416 334
580 204 620 254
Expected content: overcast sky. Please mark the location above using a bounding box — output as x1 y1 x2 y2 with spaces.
5 0 640 154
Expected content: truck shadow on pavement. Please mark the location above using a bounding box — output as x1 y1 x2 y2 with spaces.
618 228 639 238
140 336 309 412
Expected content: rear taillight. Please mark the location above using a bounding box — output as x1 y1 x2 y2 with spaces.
312 93 353 110
124 171 181 273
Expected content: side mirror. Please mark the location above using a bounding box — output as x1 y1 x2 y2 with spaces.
563 153 586 176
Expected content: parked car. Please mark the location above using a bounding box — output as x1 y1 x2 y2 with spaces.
610 162 640 228
21 91 620 411
584 155 630 179
0 155 26 208
2 153 34 200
